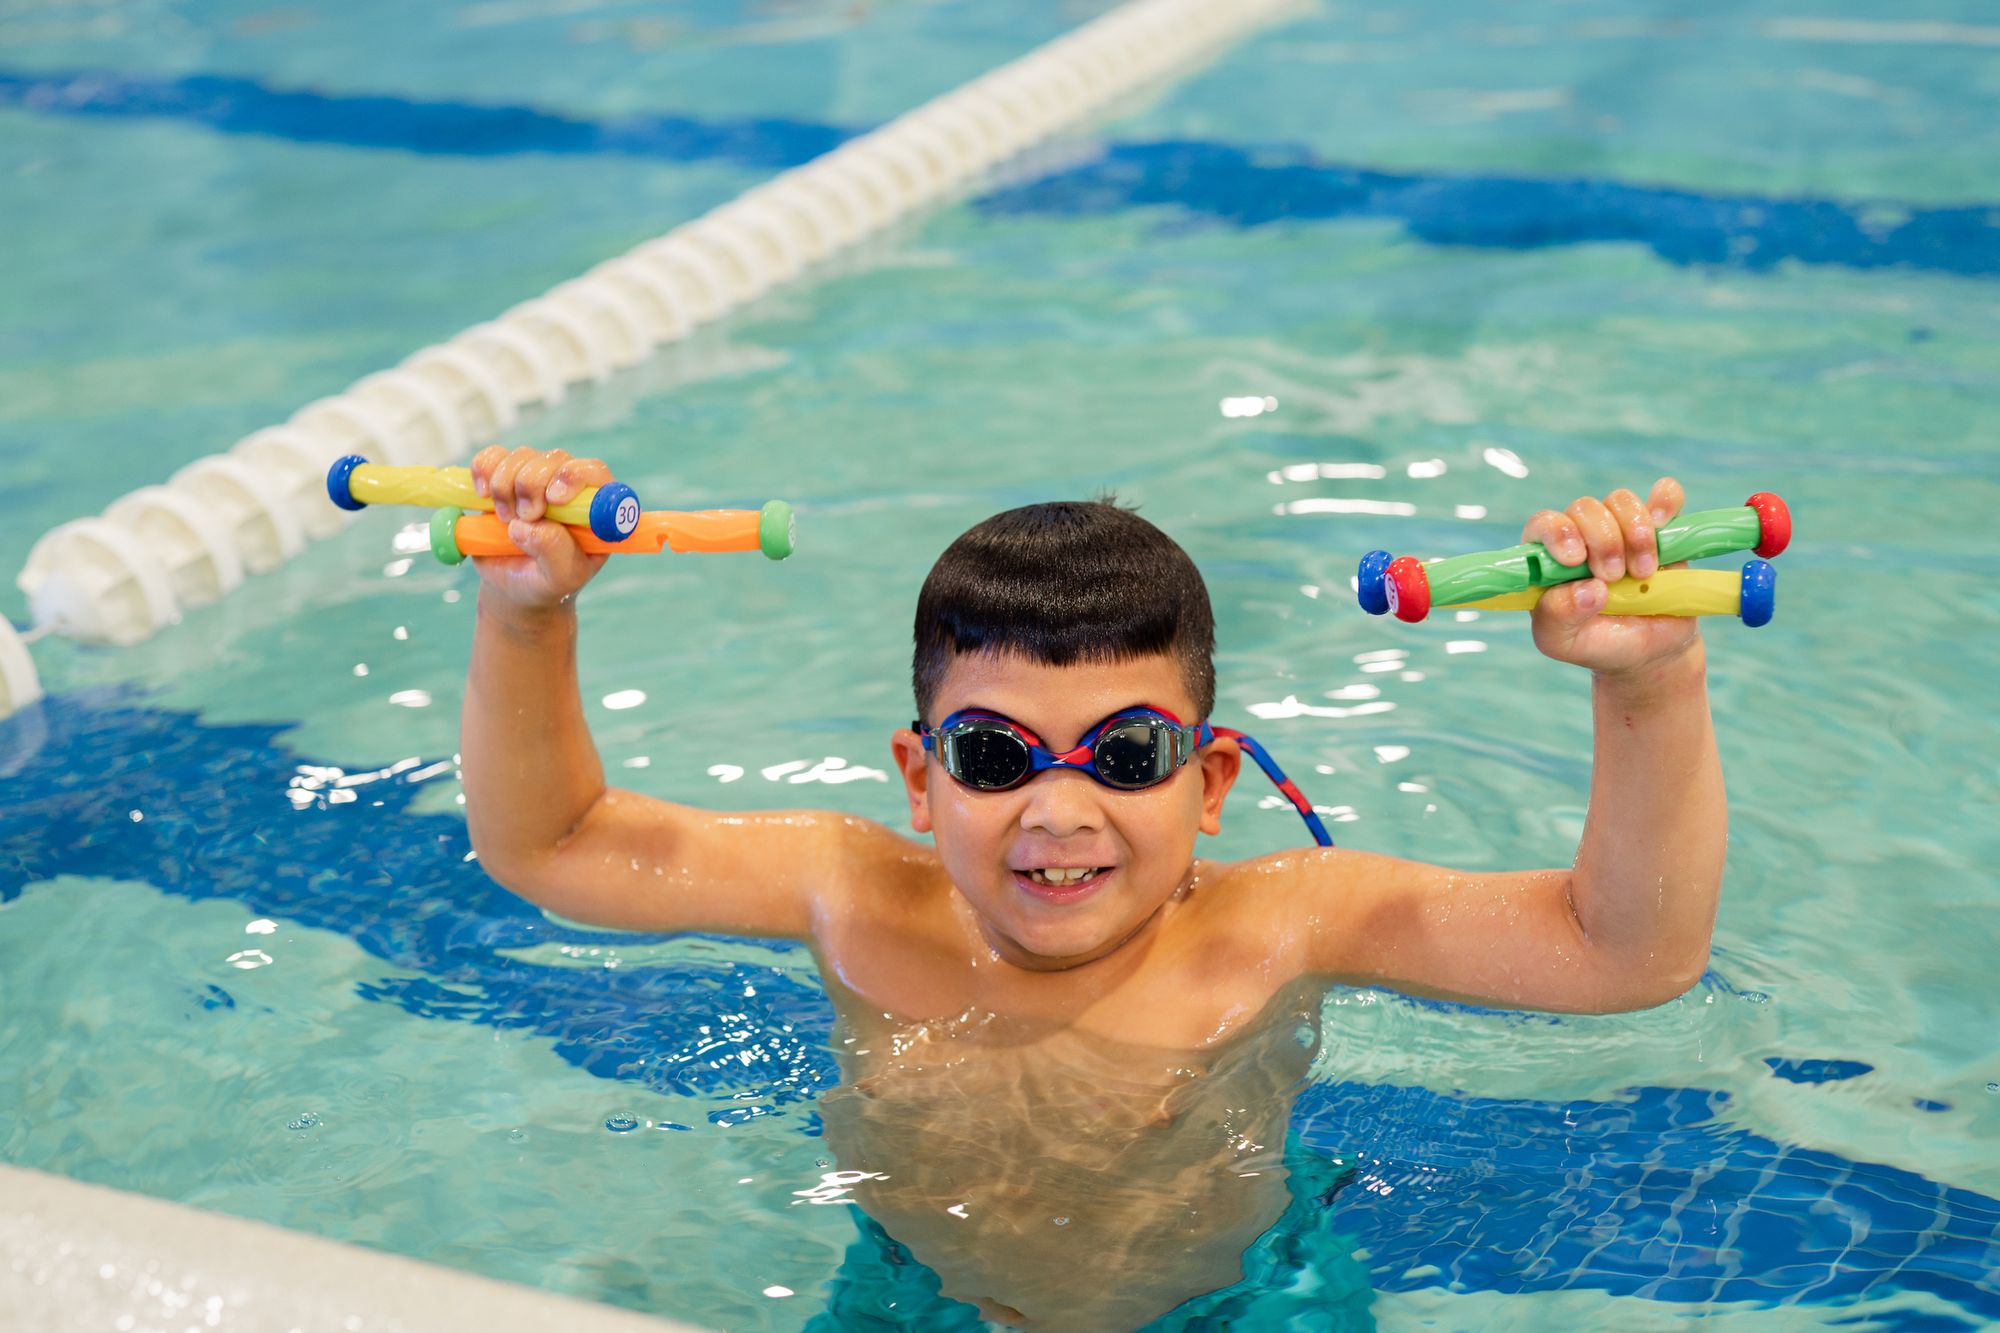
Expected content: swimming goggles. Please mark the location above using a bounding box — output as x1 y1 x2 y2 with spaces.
916 706 1332 847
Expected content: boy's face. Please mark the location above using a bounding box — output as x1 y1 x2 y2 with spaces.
890 650 1241 971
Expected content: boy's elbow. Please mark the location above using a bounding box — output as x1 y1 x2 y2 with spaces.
1633 965 1706 1012
465 820 571 908
467 841 550 905
1593 946 1710 1013
465 792 610 907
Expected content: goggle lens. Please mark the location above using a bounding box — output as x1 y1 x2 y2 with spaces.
1092 719 1168 788
943 723 1033 790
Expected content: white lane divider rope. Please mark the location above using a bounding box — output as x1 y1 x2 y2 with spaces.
1 0 1296 717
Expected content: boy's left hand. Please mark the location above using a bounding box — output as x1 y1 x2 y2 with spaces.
1522 477 1698 675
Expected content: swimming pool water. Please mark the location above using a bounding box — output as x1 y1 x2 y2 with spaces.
4 1 1999 1328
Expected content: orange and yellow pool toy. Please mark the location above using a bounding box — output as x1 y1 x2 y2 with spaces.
429 504 794 564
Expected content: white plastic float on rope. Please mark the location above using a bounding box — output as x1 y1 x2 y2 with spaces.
102 485 246 608
18 519 178 648
167 455 308 575
2 0 1296 716
0 620 41 717
231 425 354 540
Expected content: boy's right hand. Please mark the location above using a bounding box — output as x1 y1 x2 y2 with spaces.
468 445 612 618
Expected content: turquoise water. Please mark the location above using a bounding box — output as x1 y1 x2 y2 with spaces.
4 1 1999 1328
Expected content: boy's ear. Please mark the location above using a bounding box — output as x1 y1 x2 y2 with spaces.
1197 736 1242 837
890 728 933 834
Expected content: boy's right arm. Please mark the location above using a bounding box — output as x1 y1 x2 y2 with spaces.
459 446 893 938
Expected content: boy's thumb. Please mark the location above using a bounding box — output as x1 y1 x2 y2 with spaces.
1532 578 1604 648
508 518 566 562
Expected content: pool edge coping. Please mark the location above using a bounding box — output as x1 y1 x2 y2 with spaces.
0 1161 712 1332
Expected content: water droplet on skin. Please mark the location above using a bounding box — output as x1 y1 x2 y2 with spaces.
605 1113 639 1132
287 1112 319 1131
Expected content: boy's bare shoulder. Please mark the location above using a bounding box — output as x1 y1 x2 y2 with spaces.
1194 844 1385 901
825 811 939 873
1185 845 1420 969
808 814 972 988
814 811 948 908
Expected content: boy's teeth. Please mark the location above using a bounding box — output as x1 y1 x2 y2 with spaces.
1027 867 1100 886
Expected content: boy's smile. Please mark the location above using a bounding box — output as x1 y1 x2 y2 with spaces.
892 650 1241 972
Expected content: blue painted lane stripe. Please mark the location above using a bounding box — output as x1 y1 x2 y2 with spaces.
0 690 841 1115
4 68 1999 280
0 68 850 166
0 691 1996 1316
1296 1079 2000 1315
976 140 2000 279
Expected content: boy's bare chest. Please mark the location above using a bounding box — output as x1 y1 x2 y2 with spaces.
816 901 1290 1051
811 982 1324 1327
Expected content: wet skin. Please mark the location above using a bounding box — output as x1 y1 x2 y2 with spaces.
803 651 1325 1325
816 987 1325 1329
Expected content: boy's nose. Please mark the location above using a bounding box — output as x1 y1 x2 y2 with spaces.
1017 769 1105 838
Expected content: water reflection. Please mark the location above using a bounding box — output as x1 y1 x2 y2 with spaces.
1219 395 1278 418
284 754 455 810
1481 444 1530 478
1265 462 1387 483
1275 498 1416 516
1244 696 1395 720
756 756 887 785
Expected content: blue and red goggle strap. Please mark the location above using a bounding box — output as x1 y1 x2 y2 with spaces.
1213 726 1334 848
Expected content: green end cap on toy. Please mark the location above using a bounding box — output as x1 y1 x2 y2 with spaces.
429 506 467 565
758 500 795 561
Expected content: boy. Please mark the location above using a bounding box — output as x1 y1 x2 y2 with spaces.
461 445 1723 1328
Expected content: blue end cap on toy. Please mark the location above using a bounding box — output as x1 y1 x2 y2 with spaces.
1355 550 1393 615
326 454 368 511
1739 559 1776 627
589 482 642 542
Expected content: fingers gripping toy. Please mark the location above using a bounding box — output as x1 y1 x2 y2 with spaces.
1356 493 1789 626
326 455 642 542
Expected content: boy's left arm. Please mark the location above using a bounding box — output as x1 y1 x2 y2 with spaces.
1269 478 1727 1014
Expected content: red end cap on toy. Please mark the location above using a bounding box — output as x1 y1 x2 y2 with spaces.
1383 556 1431 623
1745 492 1790 559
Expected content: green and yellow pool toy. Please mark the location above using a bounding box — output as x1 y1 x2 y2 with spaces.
325 455 793 565
1356 492 1789 626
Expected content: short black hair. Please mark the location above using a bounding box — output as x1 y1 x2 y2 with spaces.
912 498 1216 727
